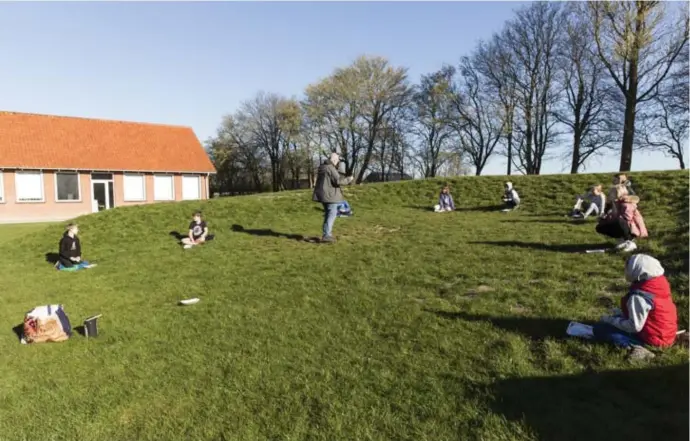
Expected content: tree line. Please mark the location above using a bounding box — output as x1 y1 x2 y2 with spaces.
207 1 688 194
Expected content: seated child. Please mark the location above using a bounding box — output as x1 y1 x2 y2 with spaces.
614 173 635 195
336 201 353 217
181 211 214 249
571 184 606 219
595 184 647 252
502 182 520 209
605 173 635 213
593 254 678 360
434 186 455 212
57 223 96 271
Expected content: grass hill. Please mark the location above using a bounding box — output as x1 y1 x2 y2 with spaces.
0 170 687 441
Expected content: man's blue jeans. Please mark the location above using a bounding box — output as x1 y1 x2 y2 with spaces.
322 203 339 238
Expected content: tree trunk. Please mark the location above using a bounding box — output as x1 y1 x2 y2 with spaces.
619 93 637 172
619 5 643 172
506 132 512 176
570 131 581 174
677 154 685 170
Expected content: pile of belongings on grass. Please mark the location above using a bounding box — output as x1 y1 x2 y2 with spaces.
21 304 72 344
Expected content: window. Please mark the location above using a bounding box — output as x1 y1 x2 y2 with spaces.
15 171 44 202
55 172 80 201
0 171 4 203
153 175 174 201
123 174 146 201
182 175 200 200
91 173 113 181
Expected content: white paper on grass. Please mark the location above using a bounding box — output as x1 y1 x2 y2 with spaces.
566 321 594 339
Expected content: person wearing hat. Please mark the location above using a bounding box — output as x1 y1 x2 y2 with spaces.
312 153 354 243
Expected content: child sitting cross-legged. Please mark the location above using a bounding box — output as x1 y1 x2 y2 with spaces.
56 223 97 271
434 186 455 212
593 254 678 360
181 211 215 249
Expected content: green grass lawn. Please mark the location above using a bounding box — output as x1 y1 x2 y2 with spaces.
0 171 687 441
0 222 55 244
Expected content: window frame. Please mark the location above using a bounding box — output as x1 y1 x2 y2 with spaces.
181 175 201 200
15 170 45 203
123 173 147 202
0 171 4 203
54 171 82 203
153 174 175 201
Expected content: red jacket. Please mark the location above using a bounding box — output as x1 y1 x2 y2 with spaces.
621 276 678 347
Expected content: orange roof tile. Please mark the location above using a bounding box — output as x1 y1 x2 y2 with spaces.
0 111 216 173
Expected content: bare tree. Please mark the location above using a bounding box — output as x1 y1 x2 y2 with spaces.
473 36 519 175
411 65 457 178
213 115 268 192
589 1 689 171
452 56 504 176
239 92 302 192
304 56 411 183
503 2 565 175
556 4 619 173
639 39 689 169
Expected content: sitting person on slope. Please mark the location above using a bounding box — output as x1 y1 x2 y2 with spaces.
434 186 455 212
605 173 636 214
181 211 214 249
570 184 606 219
57 223 96 271
502 182 520 210
593 254 678 360
595 184 647 252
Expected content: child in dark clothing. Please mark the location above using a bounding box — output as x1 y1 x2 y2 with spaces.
502 182 520 210
434 186 456 212
181 212 214 249
57 224 96 271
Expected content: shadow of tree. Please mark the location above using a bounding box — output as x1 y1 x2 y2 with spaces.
488 364 689 441
469 240 608 253
428 310 574 341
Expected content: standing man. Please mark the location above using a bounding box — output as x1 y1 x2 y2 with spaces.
312 153 354 243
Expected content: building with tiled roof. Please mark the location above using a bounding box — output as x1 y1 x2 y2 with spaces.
0 111 216 223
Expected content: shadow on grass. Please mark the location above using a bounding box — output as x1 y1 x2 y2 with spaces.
455 205 506 212
469 240 607 253
489 363 689 441
429 310 572 341
169 231 186 241
405 204 507 213
404 205 434 212
73 325 86 336
45 252 59 264
499 219 591 225
231 224 304 241
11 323 23 341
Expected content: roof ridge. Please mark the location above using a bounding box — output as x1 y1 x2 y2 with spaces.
0 110 193 130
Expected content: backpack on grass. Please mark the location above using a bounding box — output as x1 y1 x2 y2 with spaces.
22 304 72 344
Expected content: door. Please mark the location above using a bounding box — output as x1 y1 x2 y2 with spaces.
92 180 115 212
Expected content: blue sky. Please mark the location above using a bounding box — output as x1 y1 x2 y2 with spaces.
0 1 684 175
